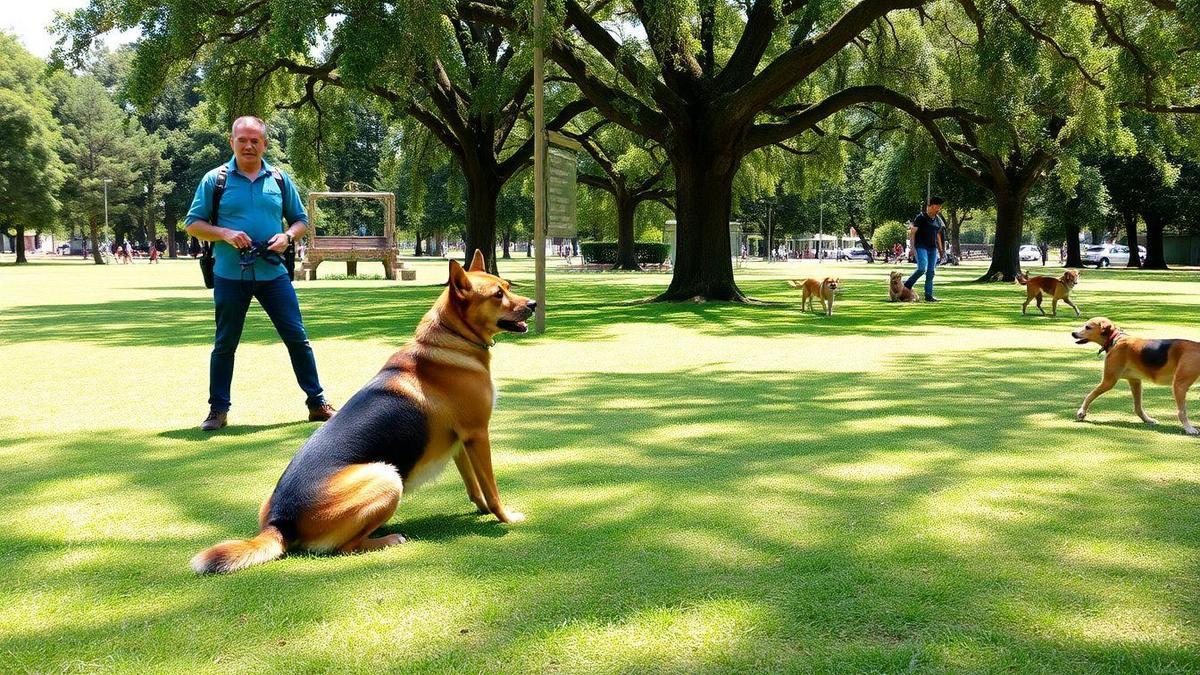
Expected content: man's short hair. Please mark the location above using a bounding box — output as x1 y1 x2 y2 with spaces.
928 196 946 206
231 116 268 138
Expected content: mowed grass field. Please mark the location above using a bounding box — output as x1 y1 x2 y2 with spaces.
1 253 1198 673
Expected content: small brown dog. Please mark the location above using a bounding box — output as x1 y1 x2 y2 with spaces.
888 270 918 302
789 277 840 316
1073 317 1200 435
1018 269 1080 317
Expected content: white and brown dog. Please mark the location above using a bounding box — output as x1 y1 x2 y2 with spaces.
789 277 840 317
1073 317 1200 435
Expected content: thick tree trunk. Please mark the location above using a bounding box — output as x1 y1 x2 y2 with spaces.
947 208 964 262
414 230 423 256
15 224 27 264
463 170 500 275
502 229 511 258
89 217 104 264
1142 215 1168 269
166 214 178 258
1065 219 1083 267
980 190 1027 281
1122 211 1142 268
613 194 640 270
656 141 745 301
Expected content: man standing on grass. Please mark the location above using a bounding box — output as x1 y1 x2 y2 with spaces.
184 116 335 431
904 196 946 302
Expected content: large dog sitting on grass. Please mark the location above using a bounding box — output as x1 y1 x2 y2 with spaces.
192 251 535 573
1073 317 1200 435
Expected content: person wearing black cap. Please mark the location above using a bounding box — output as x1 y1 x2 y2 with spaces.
905 196 946 302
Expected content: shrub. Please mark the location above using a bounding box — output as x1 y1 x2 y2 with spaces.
872 221 908 252
579 242 670 264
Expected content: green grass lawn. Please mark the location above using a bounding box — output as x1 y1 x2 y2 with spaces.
1 254 1198 673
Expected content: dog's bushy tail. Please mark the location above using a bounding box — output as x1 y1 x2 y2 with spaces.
786 279 803 289
191 526 286 574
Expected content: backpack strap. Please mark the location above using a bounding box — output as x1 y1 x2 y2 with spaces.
211 165 229 228
202 166 229 262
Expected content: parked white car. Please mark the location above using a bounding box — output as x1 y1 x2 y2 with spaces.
1082 243 1147 267
1019 245 1042 261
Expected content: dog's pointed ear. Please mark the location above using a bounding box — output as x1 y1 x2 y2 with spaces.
448 259 471 295
1100 321 1114 337
468 249 486 272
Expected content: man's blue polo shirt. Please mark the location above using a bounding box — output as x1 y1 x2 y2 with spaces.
185 156 307 280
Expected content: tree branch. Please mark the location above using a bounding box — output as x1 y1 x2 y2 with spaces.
1004 3 1104 88
726 0 926 121
744 84 984 150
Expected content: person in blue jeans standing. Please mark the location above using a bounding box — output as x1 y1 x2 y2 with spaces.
184 116 336 431
905 196 947 302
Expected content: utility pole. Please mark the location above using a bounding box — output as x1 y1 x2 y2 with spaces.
533 0 546 333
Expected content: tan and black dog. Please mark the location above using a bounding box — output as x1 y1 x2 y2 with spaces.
1073 317 1200 435
1018 269 1080 317
888 270 918 302
789 278 840 316
191 250 535 573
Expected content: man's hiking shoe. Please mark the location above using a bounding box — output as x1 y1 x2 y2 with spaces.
308 403 337 422
201 410 228 431
925 295 941 302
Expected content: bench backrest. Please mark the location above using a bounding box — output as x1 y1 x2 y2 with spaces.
311 236 390 250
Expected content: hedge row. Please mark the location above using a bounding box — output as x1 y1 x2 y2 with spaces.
579 242 671 264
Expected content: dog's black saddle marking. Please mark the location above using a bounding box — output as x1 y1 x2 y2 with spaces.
266 375 429 540
1141 340 1175 368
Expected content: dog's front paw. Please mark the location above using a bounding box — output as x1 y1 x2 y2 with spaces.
498 510 525 524
1184 425 1199 436
1141 416 1159 425
1076 408 1087 421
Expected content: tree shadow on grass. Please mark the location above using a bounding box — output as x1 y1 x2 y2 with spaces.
3 267 1198 349
158 420 312 441
0 348 1197 671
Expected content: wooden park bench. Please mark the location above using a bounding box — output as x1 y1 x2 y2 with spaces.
295 186 409 281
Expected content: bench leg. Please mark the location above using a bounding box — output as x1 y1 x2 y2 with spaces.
308 260 321 281
346 260 357 277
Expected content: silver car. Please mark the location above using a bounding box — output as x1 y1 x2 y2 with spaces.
1082 243 1147 267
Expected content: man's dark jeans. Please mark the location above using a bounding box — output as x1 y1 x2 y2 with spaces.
209 274 326 412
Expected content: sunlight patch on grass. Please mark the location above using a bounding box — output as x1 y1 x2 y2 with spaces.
818 461 918 482
839 415 953 432
20 475 218 541
1059 538 1180 573
522 598 766 672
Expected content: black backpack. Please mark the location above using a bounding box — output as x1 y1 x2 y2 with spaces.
200 165 296 288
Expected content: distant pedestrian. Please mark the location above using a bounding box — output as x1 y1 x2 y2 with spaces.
1039 241 1049 266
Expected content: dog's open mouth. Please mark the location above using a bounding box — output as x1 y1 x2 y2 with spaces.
1073 334 1089 344
498 319 529 333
